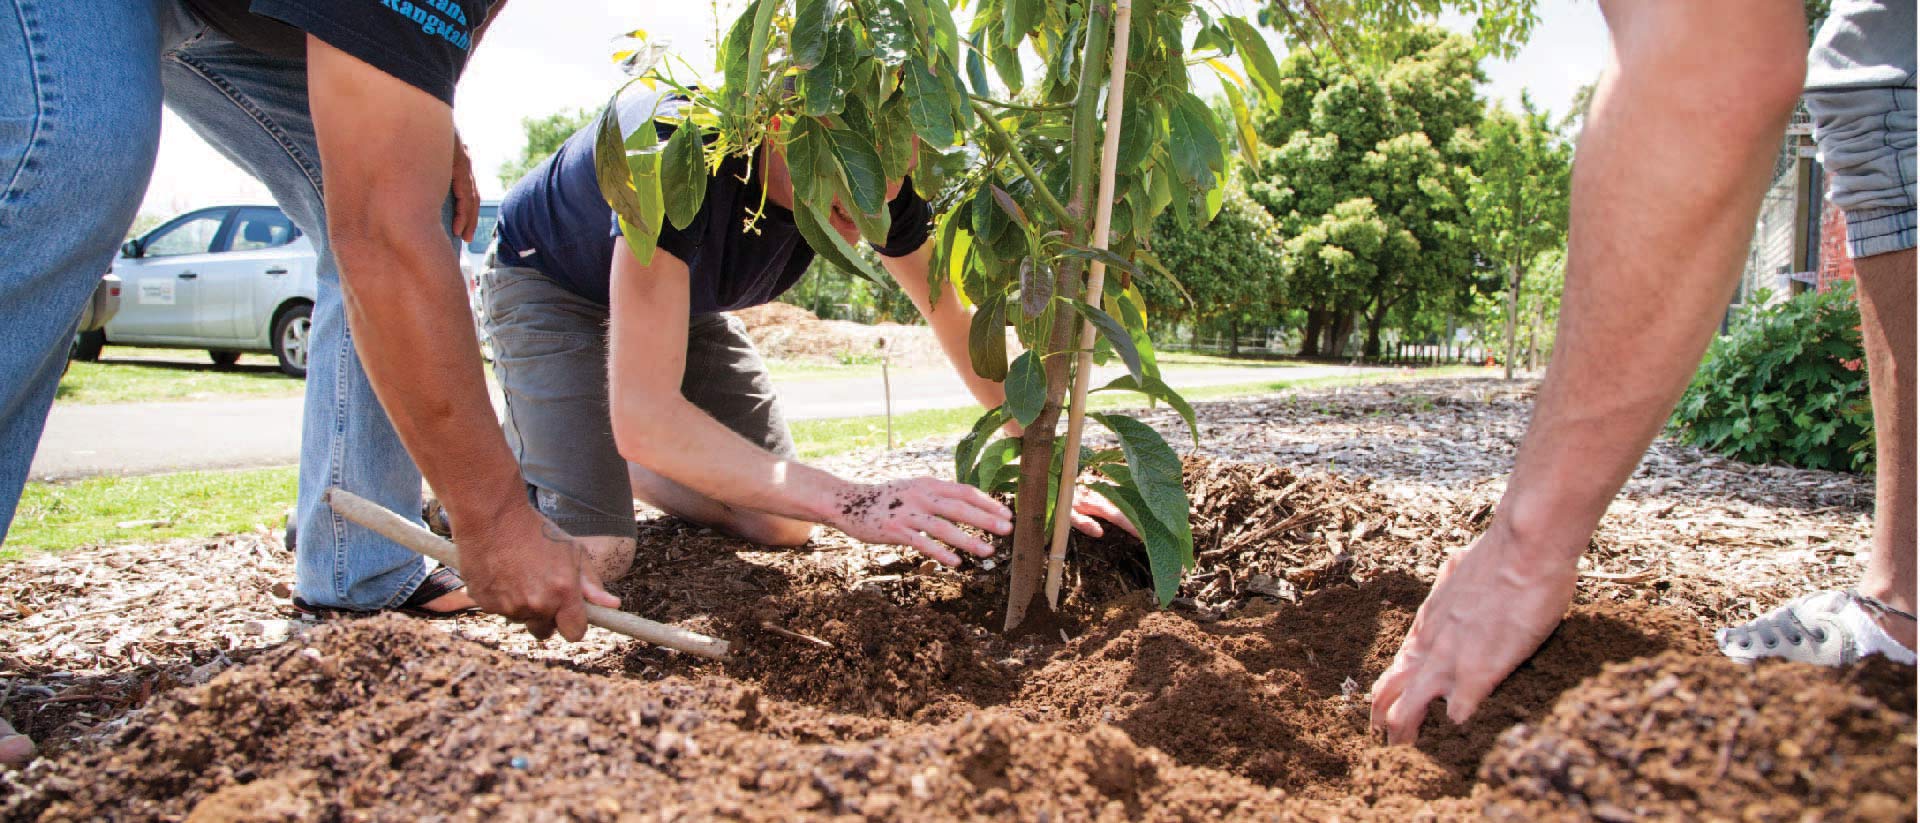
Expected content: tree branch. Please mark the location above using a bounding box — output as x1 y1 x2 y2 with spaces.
970 101 1076 227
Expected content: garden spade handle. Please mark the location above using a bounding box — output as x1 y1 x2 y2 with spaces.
323 487 730 660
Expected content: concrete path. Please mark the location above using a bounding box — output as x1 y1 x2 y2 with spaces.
29 362 1372 481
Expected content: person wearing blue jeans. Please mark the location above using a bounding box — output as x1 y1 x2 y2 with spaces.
0 0 626 766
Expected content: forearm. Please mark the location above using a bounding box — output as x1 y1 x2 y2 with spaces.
1494 2 1805 557
612 396 845 523
334 229 523 524
886 249 1006 411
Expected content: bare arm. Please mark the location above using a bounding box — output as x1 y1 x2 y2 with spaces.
881 245 1006 411
305 40 614 641
1369 0 1808 744
607 246 1012 565
881 247 1134 537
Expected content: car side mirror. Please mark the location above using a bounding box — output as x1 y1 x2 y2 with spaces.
121 239 142 259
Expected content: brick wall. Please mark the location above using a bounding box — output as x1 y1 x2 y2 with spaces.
1815 193 1857 292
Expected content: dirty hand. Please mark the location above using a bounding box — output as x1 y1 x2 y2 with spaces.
1368 518 1579 744
1067 485 1139 540
457 503 621 642
449 135 480 243
828 478 1013 567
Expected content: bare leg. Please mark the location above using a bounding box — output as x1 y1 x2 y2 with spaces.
1853 248 1916 649
0 717 33 768
627 463 814 547
575 535 638 588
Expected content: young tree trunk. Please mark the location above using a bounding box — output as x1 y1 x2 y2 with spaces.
1504 261 1522 380
1300 309 1325 357
1525 293 1549 371
1005 0 1111 632
1227 317 1240 357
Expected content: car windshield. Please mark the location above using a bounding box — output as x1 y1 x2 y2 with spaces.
467 206 498 254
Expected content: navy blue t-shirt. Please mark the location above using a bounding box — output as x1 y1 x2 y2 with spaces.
495 93 931 314
198 0 494 105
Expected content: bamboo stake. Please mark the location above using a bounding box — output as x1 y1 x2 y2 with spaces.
1044 0 1134 608
323 487 731 660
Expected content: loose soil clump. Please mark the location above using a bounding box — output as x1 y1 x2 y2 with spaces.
5 453 1910 819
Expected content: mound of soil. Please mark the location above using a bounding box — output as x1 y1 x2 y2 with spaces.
732 303 953 367
1479 653 1917 820
7 457 1911 820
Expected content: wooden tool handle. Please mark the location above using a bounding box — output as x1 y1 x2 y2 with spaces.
323 487 730 660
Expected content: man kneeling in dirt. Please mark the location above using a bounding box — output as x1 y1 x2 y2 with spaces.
479 86 1131 584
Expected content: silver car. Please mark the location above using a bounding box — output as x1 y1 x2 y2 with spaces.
75 205 317 376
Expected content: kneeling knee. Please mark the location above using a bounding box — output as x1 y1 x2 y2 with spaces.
735 515 814 548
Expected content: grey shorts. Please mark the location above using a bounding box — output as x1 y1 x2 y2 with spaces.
480 261 797 539
1806 0 1917 258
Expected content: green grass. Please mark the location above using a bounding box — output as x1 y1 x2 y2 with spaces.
5 364 1490 559
789 364 1492 458
764 359 884 382
57 347 301 405
4 466 298 560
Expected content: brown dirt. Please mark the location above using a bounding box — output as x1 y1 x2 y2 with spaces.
7 455 1909 820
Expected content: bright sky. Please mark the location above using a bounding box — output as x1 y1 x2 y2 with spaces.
138 0 1609 214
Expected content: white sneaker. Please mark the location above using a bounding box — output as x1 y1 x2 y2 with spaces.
1716 589 1917 666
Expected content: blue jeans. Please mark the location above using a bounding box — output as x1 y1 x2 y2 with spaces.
0 0 437 609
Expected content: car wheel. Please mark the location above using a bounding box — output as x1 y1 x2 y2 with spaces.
71 330 105 362
273 303 312 378
209 350 242 368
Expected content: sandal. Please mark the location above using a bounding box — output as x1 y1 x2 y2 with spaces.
292 567 475 620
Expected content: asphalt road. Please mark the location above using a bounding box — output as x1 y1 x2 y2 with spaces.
29 362 1371 481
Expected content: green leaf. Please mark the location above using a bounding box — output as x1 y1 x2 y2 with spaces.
790 0 836 69
1167 92 1225 191
876 92 916 180
825 125 888 218
798 27 853 116
1095 374 1197 444
966 48 992 98
1223 16 1283 104
1114 98 1154 173
1109 284 1158 375
793 192 887 284
1068 299 1145 384
720 0 763 94
969 293 1009 381
904 56 957 148
596 88 665 265
1056 244 1144 281
1091 413 1193 566
868 0 914 64
969 437 1023 489
1090 481 1184 607
955 405 1011 484
740 0 778 95
1220 80 1261 167
1005 350 1045 427
660 123 707 231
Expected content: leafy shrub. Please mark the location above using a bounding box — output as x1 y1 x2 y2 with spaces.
1672 282 1873 473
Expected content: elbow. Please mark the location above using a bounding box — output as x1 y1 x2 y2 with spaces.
610 395 670 465
327 197 448 291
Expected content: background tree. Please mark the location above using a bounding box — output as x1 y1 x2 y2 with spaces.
1253 0 1541 62
497 108 596 188
1144 184 1286 354
1245 26 1483 359
1467 95 1571 379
